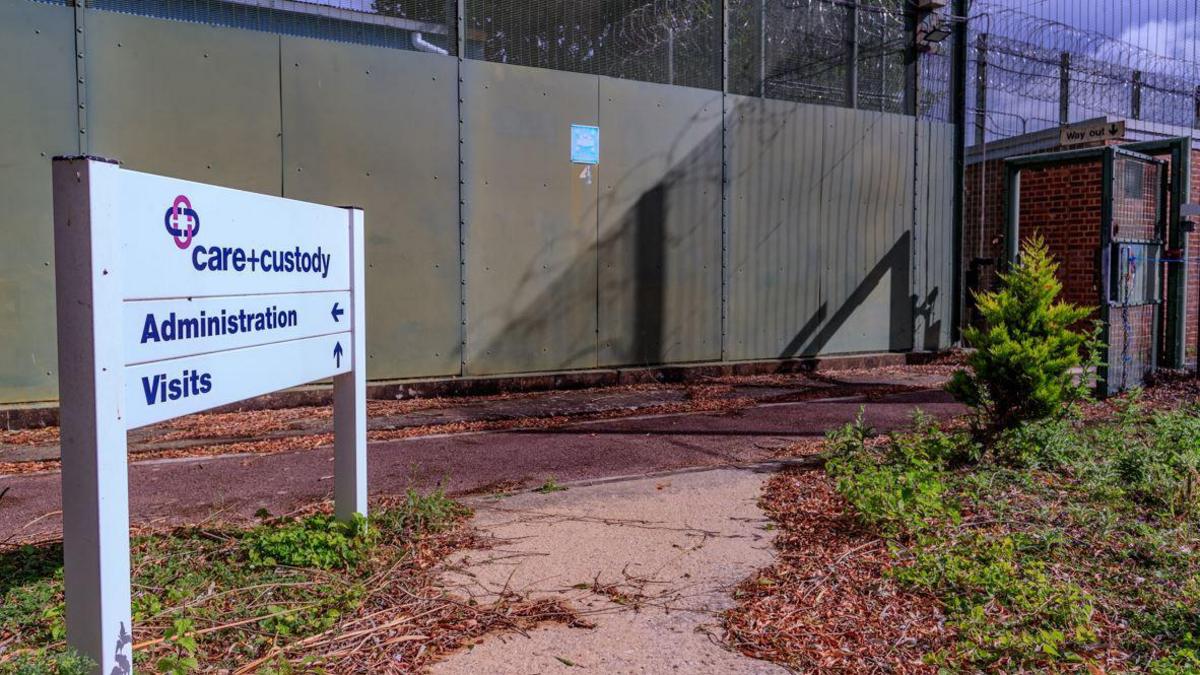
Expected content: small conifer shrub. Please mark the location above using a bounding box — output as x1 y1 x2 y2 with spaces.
949 236 1099 436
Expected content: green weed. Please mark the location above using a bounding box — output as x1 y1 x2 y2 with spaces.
0 489 471 671
243 513 372 570
535 478 568 494
0 649 93 675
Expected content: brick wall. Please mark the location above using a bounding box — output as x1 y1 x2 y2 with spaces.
963 145 1200 374
1015 162 1105 314
963 158 1008 324
963 157 1105 321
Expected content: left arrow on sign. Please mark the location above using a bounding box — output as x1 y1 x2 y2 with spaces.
334 341 344 368
331 302 345 323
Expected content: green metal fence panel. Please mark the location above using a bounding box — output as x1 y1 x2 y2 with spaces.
0 4 958 406
461 61 600 375
725 95 825 360
914 120 956 351
0 1 78 404
84 10 282 195
280 37 461 380
816 109 915 354
596 77 723 367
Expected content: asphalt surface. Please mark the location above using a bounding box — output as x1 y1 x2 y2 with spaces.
0 388 961 542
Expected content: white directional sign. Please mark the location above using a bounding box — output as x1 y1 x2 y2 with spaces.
125 332 351 428
124 290 351 364
52 157 367 674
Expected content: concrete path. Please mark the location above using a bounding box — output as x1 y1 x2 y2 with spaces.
434 468 790 674
0 388 960 542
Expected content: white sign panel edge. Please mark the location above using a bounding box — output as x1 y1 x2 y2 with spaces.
124 290 352 365
124 331 351 429
115 167 351 299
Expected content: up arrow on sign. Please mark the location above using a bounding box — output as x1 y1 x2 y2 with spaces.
334 341 344 367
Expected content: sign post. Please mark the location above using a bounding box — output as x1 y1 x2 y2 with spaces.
52 157 367 673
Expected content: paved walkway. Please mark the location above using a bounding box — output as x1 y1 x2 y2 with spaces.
0 386 959 543
0 367 948 464
434 468 790 674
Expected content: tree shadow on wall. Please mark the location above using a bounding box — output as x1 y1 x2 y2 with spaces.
470 89 947 375
472 87 723 373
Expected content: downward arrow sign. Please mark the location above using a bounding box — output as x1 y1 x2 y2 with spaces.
333 341 344 368
331 302 345 322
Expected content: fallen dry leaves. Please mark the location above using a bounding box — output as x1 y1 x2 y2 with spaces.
724 467 950 673
241 517 590 673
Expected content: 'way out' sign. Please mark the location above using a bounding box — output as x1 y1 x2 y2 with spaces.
1059 119 1126 147
52 157 367 674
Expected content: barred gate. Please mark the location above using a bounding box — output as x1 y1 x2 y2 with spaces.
1100 148 1168 396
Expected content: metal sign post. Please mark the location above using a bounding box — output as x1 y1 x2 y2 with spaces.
52 157 367 673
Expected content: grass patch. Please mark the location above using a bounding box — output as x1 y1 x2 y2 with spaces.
534 478 567 494
821 401 1200 671
0 489 576 672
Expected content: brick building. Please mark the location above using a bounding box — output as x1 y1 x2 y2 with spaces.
964 117 1200 388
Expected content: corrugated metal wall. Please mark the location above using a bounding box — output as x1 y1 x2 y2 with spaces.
461 61 600 375
0 1 957 404
278 38 461 379
0 1 78 403
597 78 724 367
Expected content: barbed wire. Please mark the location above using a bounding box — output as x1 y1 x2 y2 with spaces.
968 0 1200 142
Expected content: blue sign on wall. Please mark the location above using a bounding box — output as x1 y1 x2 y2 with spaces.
570 124 600 165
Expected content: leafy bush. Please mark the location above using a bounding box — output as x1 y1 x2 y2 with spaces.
886 410 980 468
896 532 1098 667
0 650 94 675
371 488 469 545
993 418 1084 469
1115 406 1200 517
243 513 372 570
949 236 1098 436
825 413 962 538
0 545 66 644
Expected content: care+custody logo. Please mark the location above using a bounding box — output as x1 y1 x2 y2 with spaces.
163 195 200 250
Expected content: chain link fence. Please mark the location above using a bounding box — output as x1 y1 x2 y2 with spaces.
727 0 927 115
77 0 962 120
463 0 723 89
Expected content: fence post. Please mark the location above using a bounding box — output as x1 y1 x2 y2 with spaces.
1132 70 1143 120
951 0 969 345
1058 51 1070 125
757 0 766 96
974 32 988 145
846 0 858 108
1194 85 1200 130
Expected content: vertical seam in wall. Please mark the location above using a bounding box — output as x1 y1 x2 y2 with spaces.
277 36 284 197
720 91 729 361
73 0 86 155
595 74 601 368
719 0 730 361
456 0 467 377
913 117 921 349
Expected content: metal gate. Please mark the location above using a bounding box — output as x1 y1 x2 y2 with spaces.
1100 148 1168 396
